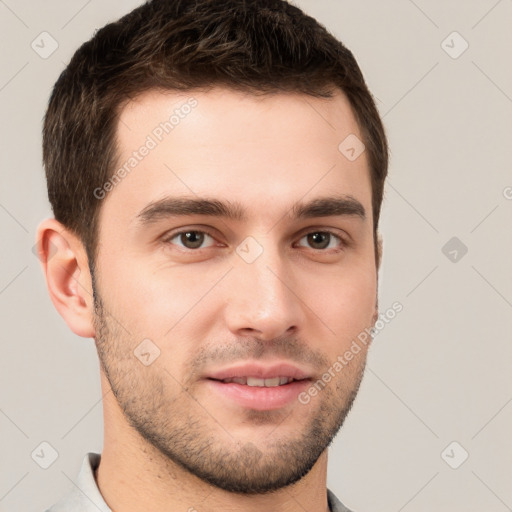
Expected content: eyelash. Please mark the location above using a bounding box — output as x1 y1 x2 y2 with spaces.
162 228 348 253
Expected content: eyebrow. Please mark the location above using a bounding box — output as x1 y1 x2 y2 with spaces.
136 195 366 226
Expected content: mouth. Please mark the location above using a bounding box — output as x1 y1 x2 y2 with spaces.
204 362 312 410
208 376 303 387
205 361 311 382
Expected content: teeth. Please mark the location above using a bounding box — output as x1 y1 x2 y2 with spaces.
221 376 294 387
247 377 266 387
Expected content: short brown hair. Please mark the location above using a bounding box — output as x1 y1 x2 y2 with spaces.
43 0 388 264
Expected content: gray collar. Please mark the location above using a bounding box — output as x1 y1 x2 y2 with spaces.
47 453 354 512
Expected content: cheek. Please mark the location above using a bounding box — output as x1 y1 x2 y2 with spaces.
97 263 203 381
98 258 189 337
100 256 231 362
304 264 376 344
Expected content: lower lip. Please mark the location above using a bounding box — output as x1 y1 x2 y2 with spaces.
205 379 311 411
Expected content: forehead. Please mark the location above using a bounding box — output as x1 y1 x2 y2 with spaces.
102 87 371 228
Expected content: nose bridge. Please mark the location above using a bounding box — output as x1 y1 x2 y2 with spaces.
239 236 290 305
224 235 302 338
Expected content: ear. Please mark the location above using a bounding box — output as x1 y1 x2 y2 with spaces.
36 218 96 338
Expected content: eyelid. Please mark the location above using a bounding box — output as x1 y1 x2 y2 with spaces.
161 226 220 248
162 225 350 252
294 229 348 250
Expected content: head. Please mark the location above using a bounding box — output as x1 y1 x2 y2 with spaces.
39 0 388 495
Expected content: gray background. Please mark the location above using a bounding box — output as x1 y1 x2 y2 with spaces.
1 1 511 511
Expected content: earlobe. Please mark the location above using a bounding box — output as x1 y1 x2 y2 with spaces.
36 218 96 338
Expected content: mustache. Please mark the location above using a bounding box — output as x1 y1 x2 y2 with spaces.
188 335 330 377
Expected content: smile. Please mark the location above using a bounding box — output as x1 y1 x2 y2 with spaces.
215 376 297 387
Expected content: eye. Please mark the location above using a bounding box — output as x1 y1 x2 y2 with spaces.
165 230 216 250
296 231 344 251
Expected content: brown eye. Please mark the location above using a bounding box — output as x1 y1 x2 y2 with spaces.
167 230 215 250
297 231 343 251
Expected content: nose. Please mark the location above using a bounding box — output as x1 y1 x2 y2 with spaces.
222 241 305 341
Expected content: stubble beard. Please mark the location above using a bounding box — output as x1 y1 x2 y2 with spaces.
92 287 367 495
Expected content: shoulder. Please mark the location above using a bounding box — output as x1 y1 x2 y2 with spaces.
45 453 110 512
327 488 356 512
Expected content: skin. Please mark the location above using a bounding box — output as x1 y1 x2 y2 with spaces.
38 87 381 512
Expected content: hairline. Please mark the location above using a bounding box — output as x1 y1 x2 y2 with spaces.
85 84 377 265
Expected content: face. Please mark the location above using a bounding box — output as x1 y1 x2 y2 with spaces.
92 87 378 493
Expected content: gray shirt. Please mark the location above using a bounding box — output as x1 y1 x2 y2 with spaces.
46 453 354 512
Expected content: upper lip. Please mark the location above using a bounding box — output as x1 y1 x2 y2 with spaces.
206 361 312 381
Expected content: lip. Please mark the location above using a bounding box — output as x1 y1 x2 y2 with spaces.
205 361 311 381
205 379 311 411
203 361 312 411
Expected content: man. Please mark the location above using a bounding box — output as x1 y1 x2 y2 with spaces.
38 0 388 510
